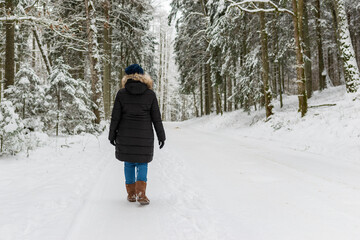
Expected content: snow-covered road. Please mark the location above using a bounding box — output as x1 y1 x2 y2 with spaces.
66 122 360 240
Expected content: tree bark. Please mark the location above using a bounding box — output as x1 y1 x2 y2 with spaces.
4 0 15 90
192 90 199 117
227 73 233 111
215 84 222 115
333 0 360 92
303 0 313 97
223 75 227 112
0 56 2 103
158 29 163 108
330 3 344 85
259 4 273 118
85 0 102 123
103 0 111 120
33 28 52 75
315 0 326 90
56 85 61 136
199 73 204 116
32 33 36 69
274 13 283 107
292 0 308 116
162 33 170 121
204 64 210 115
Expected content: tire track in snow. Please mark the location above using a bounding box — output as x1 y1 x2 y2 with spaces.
153 146 226 240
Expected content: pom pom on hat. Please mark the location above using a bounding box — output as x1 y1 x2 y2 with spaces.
125 64 144 75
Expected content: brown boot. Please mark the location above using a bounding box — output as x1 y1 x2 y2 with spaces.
126 183 136 202
135 181 150 205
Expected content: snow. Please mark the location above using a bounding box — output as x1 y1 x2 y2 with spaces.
0 134 110 240
18 76 30 85
184 86 360 162
3 123 19 133
1 86 360 239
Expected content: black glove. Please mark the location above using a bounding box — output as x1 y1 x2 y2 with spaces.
159 140 165 149
110 140 116 146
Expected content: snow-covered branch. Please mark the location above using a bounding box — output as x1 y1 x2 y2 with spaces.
183 12 209 22
226 0 294 16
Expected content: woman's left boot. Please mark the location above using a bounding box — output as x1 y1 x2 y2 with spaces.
126 183 136 202
135 181 150 205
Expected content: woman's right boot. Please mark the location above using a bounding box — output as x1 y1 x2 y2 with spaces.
126 183 136 202
135 181 150 205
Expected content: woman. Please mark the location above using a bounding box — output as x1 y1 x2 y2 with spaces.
108 64 166 205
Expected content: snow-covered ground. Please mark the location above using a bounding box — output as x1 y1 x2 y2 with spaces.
1 86 360 240
0 134 111 240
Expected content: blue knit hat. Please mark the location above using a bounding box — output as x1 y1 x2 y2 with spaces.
125 64 144 75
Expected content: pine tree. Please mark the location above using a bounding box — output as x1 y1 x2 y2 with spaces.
4 0 15 90
0 100 25 155
45 59 95 135
4 67 46 131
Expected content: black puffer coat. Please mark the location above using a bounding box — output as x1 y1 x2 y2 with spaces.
108 73 166 163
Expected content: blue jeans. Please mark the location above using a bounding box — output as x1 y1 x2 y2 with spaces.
124 162 148 184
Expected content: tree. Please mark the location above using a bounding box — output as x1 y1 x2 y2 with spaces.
315 0 326 90
0 100 24 155
4 67 46 131
170 0 212 115
292 0 307 116
46 59 95 135
225 0 308 116
84 0 102 124
4 0 15 90
259 3 273 118
333 0 360 93
102 0 111 120
303 0 312 98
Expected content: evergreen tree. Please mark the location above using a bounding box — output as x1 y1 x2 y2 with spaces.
45 59 95 135
0 100 25 155
5 67 46 131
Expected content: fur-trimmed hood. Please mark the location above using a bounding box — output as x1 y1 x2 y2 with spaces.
121 73 153 90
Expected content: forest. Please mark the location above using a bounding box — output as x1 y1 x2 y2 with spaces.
171 0 360 118
0 0 359 155
1 1 360 239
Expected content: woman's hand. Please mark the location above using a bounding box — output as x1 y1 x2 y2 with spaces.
159 141 165 149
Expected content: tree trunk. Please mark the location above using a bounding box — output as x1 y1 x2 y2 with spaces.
330 3 344 85
103 0 111 120
227 73 233 111
33 28 52 75
0 56 2 103
85 0 102 124
259 4 273 119
32 33 36 69
333 0 360 92
204 64 210 115
223 75 227 112
303 0 313 97
281 59 285 94
192 90 199 117
162 33 170 121
215 84 222 115
4 0 15 90
56 85 61 136
158 29 163 107
315 0 326 90
199 74 204 116
279 66 283 108
292 0 308 117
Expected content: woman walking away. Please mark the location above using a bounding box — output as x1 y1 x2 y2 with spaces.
108 64 166 205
